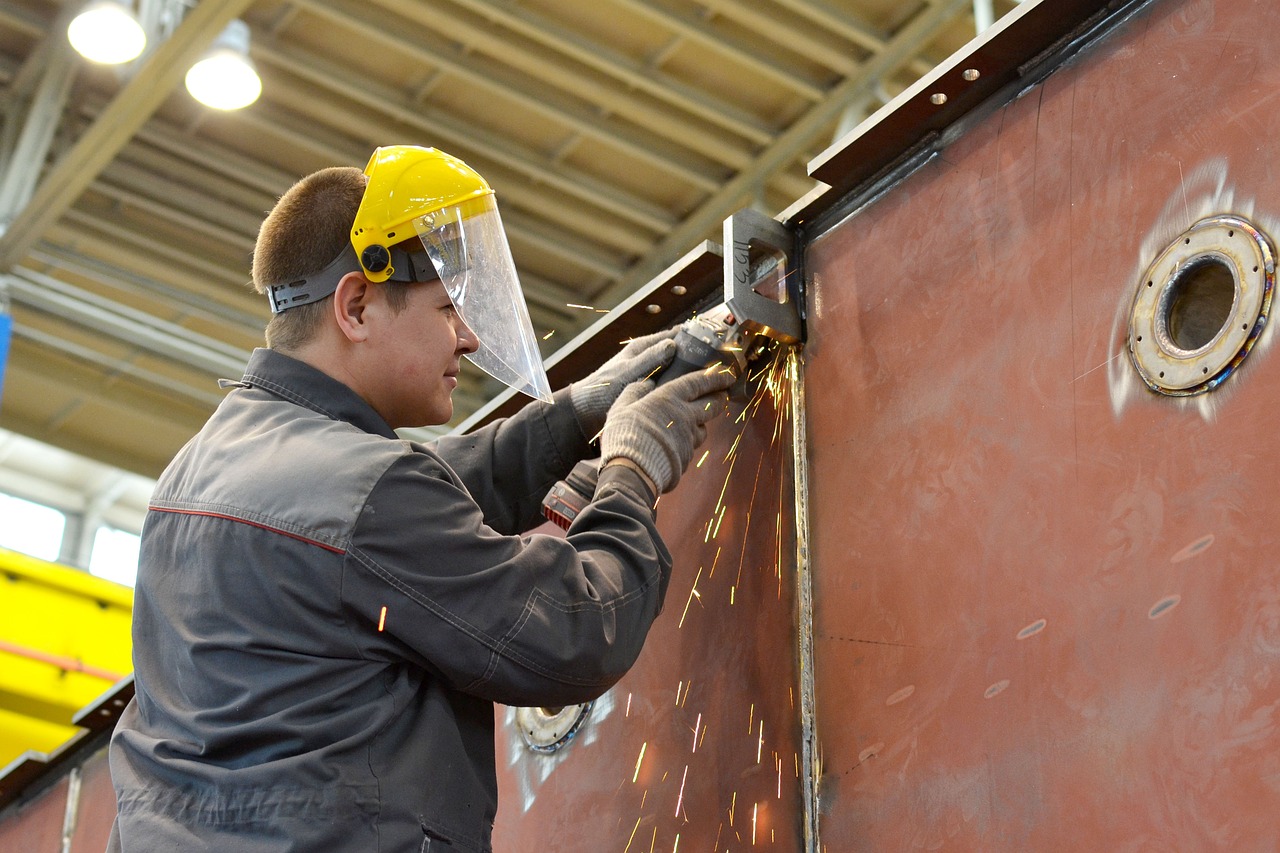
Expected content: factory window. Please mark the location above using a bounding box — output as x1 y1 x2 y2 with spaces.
89 526 141 588
0 492 67 562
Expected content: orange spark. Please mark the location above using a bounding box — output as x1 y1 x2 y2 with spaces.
377 606 387 632
674 764 689 817
678 567 703 628
633 742 647 783
623 817 641 853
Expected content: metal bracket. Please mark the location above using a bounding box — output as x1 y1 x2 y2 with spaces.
724 208 805 344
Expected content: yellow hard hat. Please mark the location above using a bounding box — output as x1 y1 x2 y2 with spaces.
351 146 492 282
356 145 551 402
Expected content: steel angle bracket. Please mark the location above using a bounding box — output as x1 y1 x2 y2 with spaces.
724 208 805 345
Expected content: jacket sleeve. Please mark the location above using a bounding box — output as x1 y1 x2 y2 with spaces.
340 449 670 708
427 387 593 535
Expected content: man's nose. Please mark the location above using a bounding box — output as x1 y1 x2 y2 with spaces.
457 318 480 354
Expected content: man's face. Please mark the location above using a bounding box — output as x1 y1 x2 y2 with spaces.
368 279 479 428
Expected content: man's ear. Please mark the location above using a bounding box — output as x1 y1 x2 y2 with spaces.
332 271 373 343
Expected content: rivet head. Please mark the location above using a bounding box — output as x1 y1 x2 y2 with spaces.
671 285 687 296
962 68 980 82
645 304 661 314
930 93 947 105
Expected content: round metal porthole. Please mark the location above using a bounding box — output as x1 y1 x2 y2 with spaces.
514 703 593 754
1129 215 1275 395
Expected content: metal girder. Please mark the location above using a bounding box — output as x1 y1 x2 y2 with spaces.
0 5 77 230
57 206 252 295
362 0 762 168
611 0 827 100
0 3 56 104
289 0 730 189
52 212 257 312
90 174 257 253
255 41 685 237
28 244 262 333
703 0 873 75
0 0 258 272
253 56 660 262
770 0 889 54
11 323 225 410
450 0 780 144
130 121 298 198
4 269 251 378
590 0 969 309
498 207 629 280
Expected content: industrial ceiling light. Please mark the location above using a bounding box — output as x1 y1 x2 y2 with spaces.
184 20 261 111
67 0 147 65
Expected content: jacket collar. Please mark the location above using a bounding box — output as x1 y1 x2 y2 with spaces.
237 347 399 439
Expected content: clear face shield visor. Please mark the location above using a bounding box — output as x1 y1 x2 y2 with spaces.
414 196 552 403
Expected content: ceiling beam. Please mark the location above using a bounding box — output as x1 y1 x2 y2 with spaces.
0 0 258 271
254 75 658 256
58 207 249 294
5 268 251 377
28 243 262 333
610 0 827 100
361 0 763 165
768 0 889 54
254 48 678 234
449 0 781 143
290 0 735 183
11 323 226 410
590 0 969 308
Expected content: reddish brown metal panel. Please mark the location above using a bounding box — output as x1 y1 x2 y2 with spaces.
804 0 1280 847
0 775 68 852
69 747 116 853
493 371 804 851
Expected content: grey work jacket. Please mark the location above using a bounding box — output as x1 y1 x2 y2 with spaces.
107 348 672 852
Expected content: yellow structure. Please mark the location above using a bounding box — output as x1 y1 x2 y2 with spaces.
0 547 132 768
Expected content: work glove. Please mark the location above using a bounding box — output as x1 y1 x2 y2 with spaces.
600 366 735 495
570 328 679 438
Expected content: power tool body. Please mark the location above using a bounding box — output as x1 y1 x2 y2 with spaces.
541 308 760 529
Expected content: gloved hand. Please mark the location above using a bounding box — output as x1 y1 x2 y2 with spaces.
600 366 735 494
570 328 679 438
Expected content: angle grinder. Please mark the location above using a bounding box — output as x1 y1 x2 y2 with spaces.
541 307 755 529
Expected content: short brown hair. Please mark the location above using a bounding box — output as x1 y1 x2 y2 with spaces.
252 166 410 351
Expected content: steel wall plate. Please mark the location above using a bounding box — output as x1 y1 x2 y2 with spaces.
1128 215 1275 395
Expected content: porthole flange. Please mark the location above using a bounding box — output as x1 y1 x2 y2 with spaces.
514 702 593 754
1129 215 1275 395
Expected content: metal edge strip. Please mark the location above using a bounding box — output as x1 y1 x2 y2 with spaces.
788 348 820 852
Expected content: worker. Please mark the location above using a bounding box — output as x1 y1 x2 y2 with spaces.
106 145 733 852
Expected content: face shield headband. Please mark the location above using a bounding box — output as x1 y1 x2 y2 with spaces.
265 243 438 314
